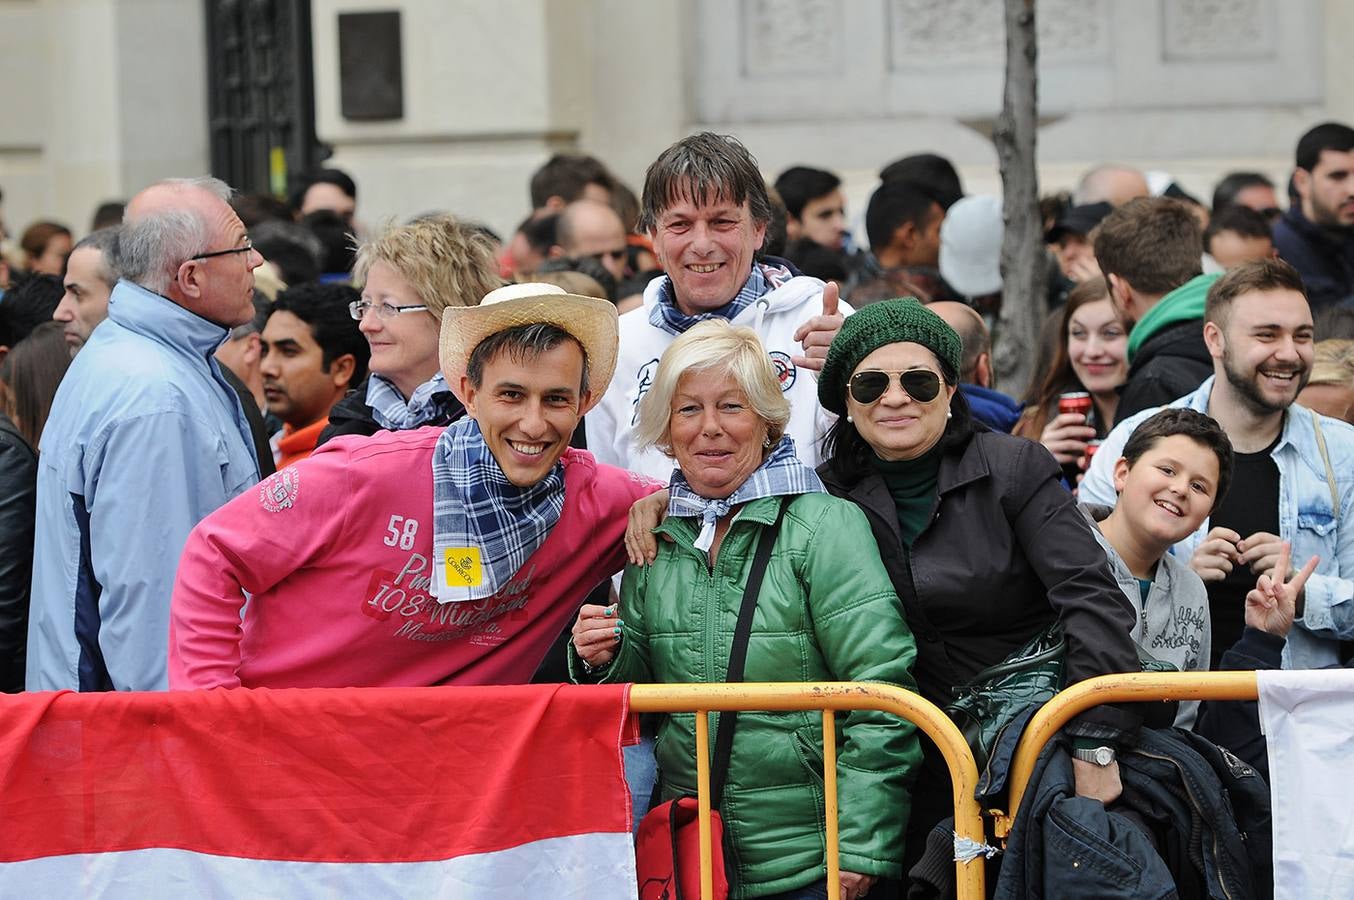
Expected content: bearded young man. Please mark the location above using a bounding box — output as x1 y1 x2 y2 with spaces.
1274 122 1354 310
169 283 661 689
1083 258 1354 669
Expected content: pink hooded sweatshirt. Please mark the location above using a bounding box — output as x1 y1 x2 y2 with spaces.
169 427 660 689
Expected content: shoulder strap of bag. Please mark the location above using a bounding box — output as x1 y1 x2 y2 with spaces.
1311 408 1341 516
710 495 791 806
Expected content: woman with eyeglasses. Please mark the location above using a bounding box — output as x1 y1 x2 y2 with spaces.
316 215 504 446
813 299 1146 878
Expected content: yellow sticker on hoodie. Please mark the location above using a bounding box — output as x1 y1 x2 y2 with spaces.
443 547 483 588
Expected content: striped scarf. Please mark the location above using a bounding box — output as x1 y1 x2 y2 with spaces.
648 262 793 336
367 373 451 431
667 435 823 551
430 417 566 603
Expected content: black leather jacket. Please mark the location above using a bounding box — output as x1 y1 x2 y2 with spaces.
818 429 1143 743
0 413 37 692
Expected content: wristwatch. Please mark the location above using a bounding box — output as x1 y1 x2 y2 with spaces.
1072 745 1117 766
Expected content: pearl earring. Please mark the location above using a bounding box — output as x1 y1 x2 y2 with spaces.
945 409 953 420
846 414 853 423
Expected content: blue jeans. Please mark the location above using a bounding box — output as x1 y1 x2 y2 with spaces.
623 734 658 835
760 880 830 900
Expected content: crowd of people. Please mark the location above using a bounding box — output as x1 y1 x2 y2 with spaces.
0 118 1352 898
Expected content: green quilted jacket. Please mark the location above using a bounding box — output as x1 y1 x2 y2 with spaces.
572 492 922 897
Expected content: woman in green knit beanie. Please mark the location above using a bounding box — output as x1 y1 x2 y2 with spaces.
816 296 1147 880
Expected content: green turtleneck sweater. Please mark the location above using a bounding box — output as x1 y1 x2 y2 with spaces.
869 442 944 547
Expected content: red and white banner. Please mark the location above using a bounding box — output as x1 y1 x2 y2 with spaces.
0 684 638 897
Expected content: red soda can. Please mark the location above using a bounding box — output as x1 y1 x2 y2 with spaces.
1083 439 1102 466
1058 391 1093 419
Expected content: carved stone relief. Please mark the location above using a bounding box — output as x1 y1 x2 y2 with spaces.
741 0 843 77
887 0 1108 68
1161 0 1275 61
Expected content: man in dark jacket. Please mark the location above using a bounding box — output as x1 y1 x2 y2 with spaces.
1094 197 1216 424
1273 121 1354 310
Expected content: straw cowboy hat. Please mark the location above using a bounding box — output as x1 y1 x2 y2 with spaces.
440 282 619 413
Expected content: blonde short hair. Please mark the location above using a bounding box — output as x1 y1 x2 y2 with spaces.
634 319 791 456
1309 339 1354 388
352 215 502 321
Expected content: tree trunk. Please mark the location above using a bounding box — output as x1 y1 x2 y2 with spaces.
992 0 1045 398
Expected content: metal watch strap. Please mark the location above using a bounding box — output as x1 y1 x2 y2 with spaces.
1072 745 1116 766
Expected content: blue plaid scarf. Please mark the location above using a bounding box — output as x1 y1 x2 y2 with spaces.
648 262 794 336
367 372 451 431
667 435 824 552
430 417 565 603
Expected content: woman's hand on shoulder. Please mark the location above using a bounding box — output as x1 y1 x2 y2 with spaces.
571 603 622 668
1038 412 1096 465
625 489 669 566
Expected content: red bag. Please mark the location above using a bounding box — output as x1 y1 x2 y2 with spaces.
635 796 729 900
632 499 789 900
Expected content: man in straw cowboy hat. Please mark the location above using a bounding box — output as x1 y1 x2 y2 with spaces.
167 283 662 689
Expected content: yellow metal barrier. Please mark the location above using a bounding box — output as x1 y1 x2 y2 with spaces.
993 671 1260 838
629 681 987 900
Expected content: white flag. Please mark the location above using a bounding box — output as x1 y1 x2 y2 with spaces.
1258 668 1354 900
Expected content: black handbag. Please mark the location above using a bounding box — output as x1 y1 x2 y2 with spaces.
945 622 1179 772
944 622 1066 773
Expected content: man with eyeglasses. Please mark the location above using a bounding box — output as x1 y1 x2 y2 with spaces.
551 199 629 284
28 177 265 692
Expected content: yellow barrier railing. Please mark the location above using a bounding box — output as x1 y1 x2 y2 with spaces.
992 671 1260 837
629 682 987 900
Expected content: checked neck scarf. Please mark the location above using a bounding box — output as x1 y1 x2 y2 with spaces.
368 372 451 431
431 417 566 603
649 261 794 336
666 435 824 552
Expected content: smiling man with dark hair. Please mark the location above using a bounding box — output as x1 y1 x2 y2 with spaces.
1084 258 1354 670
589 132 847 481
170 283 661 690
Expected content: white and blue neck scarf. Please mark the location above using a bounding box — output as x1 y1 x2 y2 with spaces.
666 435 824 552
649 262 794 336
430 417 566 603
368 372 452 431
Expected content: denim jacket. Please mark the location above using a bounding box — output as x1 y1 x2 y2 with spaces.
1082 377 1354 668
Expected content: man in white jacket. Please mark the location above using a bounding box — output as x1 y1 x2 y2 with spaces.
588 132 847 480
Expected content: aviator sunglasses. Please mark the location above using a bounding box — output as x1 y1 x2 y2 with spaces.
848 369 943 404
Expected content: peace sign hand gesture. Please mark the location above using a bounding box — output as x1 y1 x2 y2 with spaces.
1244 542 1319 639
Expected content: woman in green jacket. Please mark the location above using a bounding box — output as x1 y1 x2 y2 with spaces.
570 319 922 900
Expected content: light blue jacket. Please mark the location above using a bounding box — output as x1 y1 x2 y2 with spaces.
27 281 259 691
1082 377 1354 668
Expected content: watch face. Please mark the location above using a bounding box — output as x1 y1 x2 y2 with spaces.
1093 747 1115 766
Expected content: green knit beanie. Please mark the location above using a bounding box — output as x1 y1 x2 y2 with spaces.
818 298 963 416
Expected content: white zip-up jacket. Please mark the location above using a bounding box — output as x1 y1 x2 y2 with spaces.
587 272 847 482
